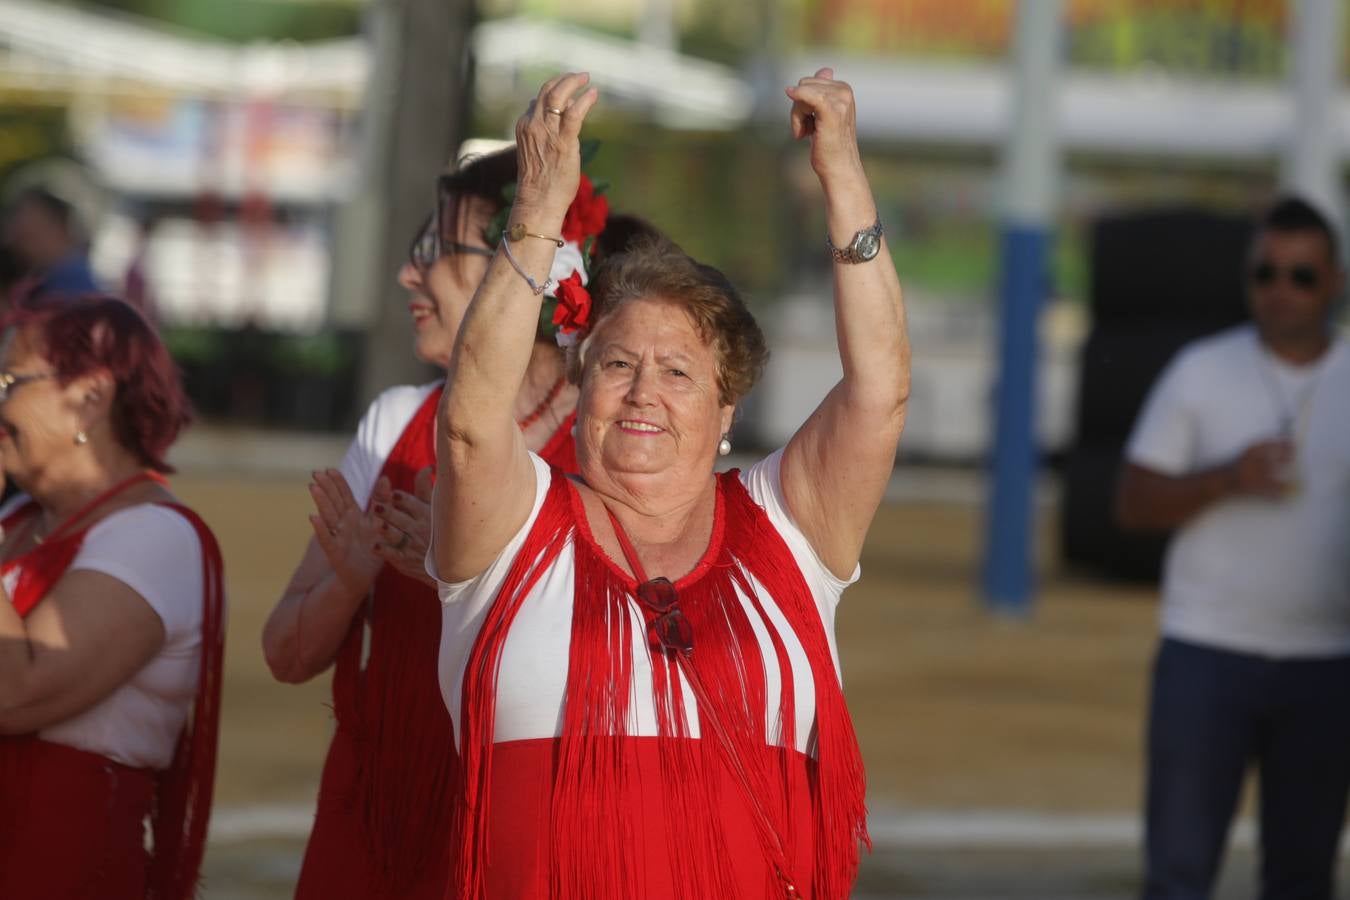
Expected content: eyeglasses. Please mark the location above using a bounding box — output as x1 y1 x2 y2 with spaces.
1251 261 1321 291
408 214 495 273
0 370 52 402
636 576 694 656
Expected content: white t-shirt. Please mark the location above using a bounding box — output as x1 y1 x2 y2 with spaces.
1 501 206 769
1125 325 1350 658
339 381 441 507
431 449 859 752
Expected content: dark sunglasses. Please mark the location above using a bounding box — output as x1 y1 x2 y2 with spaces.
407 214 495 273
636 576 694 656
1250 261 1321 291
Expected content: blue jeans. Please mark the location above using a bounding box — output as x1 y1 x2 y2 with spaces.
1143 638 1350 900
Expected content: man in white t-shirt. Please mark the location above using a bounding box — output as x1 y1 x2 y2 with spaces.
1118 196 1350 900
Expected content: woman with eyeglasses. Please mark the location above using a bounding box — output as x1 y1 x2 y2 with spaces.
0 295 224 900
262 145 657 899
430 70 907 899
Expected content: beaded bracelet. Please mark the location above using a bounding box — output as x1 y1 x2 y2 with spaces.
500 234 554 296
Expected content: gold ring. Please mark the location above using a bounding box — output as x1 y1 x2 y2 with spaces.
394 531 411 551
545 107 565 116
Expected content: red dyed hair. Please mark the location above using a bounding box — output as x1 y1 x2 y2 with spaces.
2 295 192 472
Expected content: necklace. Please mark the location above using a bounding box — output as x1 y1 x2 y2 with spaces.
30 471 160 546
1257 343 1325 442
516 376 566 430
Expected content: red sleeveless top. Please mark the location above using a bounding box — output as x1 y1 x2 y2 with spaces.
447 466 869 900
297 385 578 900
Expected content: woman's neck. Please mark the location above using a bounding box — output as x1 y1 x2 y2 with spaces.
513 343 576 436
28 445 148 525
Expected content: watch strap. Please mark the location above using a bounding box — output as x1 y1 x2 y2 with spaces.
827 217 883 264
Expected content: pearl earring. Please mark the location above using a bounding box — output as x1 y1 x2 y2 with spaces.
718 436 731 456
74 430 89 446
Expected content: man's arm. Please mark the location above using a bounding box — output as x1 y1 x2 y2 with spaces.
1116 440 1293 532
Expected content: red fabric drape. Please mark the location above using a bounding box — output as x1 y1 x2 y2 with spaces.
449 467 868 900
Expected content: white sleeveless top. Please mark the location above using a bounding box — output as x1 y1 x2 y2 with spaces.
428 449 859 754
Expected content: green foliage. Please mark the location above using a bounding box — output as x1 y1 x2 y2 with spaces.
79 0 362 43
270 331 354 376
161 326 228 364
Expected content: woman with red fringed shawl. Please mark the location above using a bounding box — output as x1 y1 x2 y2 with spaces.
0 295 225 900
429 70 909 899
262 146 657 899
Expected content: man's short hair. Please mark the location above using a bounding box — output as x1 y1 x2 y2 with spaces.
1260 195 1341 262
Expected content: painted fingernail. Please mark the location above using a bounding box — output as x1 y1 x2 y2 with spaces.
374 504 386 514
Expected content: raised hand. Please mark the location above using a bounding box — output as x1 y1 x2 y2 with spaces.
785 68 865 188
513 72 600 215
373 465 436 586
308 469 387 597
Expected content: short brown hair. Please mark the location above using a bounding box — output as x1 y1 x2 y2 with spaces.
573 238 768 406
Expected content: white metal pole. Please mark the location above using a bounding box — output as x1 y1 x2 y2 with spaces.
1284 0 1346 227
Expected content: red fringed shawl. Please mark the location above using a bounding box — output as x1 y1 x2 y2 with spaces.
450 467 869 900
0 493 226 900
304 386 578 898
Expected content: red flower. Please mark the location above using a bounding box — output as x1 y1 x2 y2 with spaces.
552 271 592 335
561 174 609 243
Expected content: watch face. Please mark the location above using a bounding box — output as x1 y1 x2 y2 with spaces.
856 232 881 261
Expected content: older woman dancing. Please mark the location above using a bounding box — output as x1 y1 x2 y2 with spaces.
430 70 908 899
0 296 224 900
263 145 655 899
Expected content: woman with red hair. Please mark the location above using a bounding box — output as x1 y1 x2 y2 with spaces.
0 295 224 900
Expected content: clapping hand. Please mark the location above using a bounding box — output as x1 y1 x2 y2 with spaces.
373 465 436 586
308 469 389 597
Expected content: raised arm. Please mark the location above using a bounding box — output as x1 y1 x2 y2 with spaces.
432 74 598 583
779 69 910 580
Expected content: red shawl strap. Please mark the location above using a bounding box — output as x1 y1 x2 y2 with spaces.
449 467 868 900
0 497 225 900
147 503 226 900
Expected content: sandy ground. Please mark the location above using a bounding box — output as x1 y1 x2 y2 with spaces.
168 470 1343 899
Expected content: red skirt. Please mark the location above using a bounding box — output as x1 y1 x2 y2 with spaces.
478 737 819 899
295 724 453 900
0 736 155 900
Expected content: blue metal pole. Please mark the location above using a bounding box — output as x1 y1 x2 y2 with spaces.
981 0 1062 614
981 226 1050 611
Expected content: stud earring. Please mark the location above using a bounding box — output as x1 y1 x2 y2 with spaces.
74 430 88 446
718 436 731 456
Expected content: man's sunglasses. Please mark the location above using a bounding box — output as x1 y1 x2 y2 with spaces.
407 214 495 273
1250 261 1321 291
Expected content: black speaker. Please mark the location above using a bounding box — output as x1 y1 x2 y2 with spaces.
1088 208 1253 328
1062 207 1252 581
